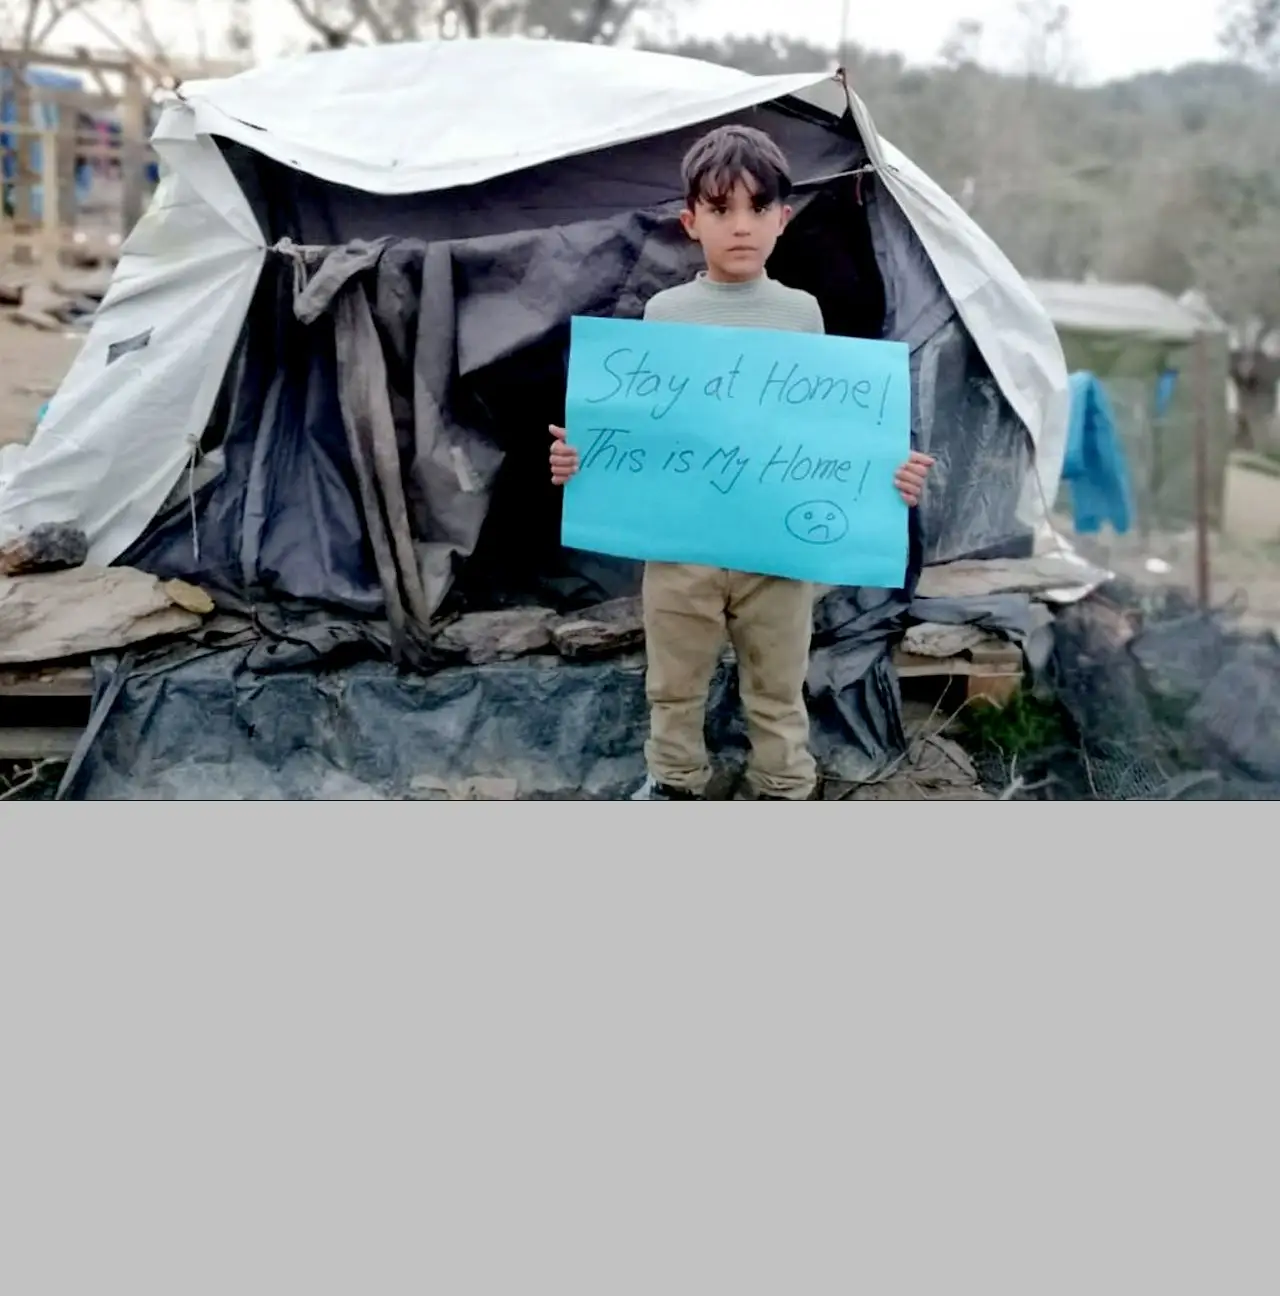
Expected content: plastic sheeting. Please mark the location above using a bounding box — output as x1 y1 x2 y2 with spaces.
59 587 1053 799
0 130 264 563
123 185 1037 627
174 40 831 197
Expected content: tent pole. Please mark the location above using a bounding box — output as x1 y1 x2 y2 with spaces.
1193 332 1211 611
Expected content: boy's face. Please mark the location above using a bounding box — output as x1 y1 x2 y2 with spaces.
680 174 791 283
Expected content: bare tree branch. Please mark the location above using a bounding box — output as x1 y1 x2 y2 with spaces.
280 0 651 48
288 0 366 48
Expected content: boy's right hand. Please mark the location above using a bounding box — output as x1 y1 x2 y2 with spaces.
549 424 579 485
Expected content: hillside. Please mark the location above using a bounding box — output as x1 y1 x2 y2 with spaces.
653 38 1280 335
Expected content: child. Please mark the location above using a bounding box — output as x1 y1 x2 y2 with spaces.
550 124 934 800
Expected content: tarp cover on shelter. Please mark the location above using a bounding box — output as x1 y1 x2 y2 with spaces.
0 40 1076 797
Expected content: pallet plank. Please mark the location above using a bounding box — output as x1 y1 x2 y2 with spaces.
891 643 1024 708
0 726 81 760
891 648 1021 679
0 666 95 698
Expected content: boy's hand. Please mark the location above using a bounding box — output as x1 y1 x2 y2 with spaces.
893 451 935 508
549 424 579 486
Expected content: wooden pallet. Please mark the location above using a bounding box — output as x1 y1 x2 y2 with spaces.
0 663 93 762
891 641 1024 706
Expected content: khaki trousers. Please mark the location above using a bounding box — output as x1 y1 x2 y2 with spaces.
642 562 817 799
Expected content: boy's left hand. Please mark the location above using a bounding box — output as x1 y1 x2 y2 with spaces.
894 451 935 507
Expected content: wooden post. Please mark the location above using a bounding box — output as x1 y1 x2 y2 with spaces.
39 128 60 270
10 65 36 250
1193 333 1212 611
119 69 148 240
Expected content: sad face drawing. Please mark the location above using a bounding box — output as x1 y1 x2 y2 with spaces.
784 500 849 546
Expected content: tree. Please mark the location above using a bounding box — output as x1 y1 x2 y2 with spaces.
1 0 93 49
1012 0 1080 83
938 18 983 69
1221 0 1280 71
1218 2 1280 444
286 0 656 47
650 34 832 76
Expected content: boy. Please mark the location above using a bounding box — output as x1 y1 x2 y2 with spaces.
550 124 933 800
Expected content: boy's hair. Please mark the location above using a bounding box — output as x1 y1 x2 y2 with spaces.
680 125 793 210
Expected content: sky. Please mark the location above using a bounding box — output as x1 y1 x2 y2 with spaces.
644 0 1225 83
45 0 1228 86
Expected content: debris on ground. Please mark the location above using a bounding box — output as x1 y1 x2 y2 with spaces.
1 270 110 334
0 757 65 802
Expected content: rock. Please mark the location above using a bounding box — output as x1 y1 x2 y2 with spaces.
434 607 557 664
1189 644 1280 780
915 552 1112 601
1060 594 1137 660
902 621 989 658
551 596 645 660
0 523 89 576
162 579 216 616
0 565 206 665
408 775 519 800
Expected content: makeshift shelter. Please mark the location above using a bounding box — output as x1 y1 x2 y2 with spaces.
0 40 1077 797
1027 279 1230 531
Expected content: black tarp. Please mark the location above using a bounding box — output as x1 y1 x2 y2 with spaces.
59 589 1054 799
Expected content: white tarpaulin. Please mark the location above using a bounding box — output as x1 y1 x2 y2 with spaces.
0 130 262 563
174 41 829 196
0 38 1067 564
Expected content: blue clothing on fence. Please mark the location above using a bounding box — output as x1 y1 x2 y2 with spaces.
1154 368 1177 419
1061 370 1133 535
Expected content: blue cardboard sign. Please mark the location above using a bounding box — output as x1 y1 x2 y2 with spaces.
562 316 911 587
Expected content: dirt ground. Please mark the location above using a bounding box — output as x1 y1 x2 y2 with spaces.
0 317 85 448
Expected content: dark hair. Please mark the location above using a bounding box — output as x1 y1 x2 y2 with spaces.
680 124 792 209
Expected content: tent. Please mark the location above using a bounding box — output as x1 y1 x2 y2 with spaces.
1 39 1068 644
1027 278 1230 531
0 41 1089 797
